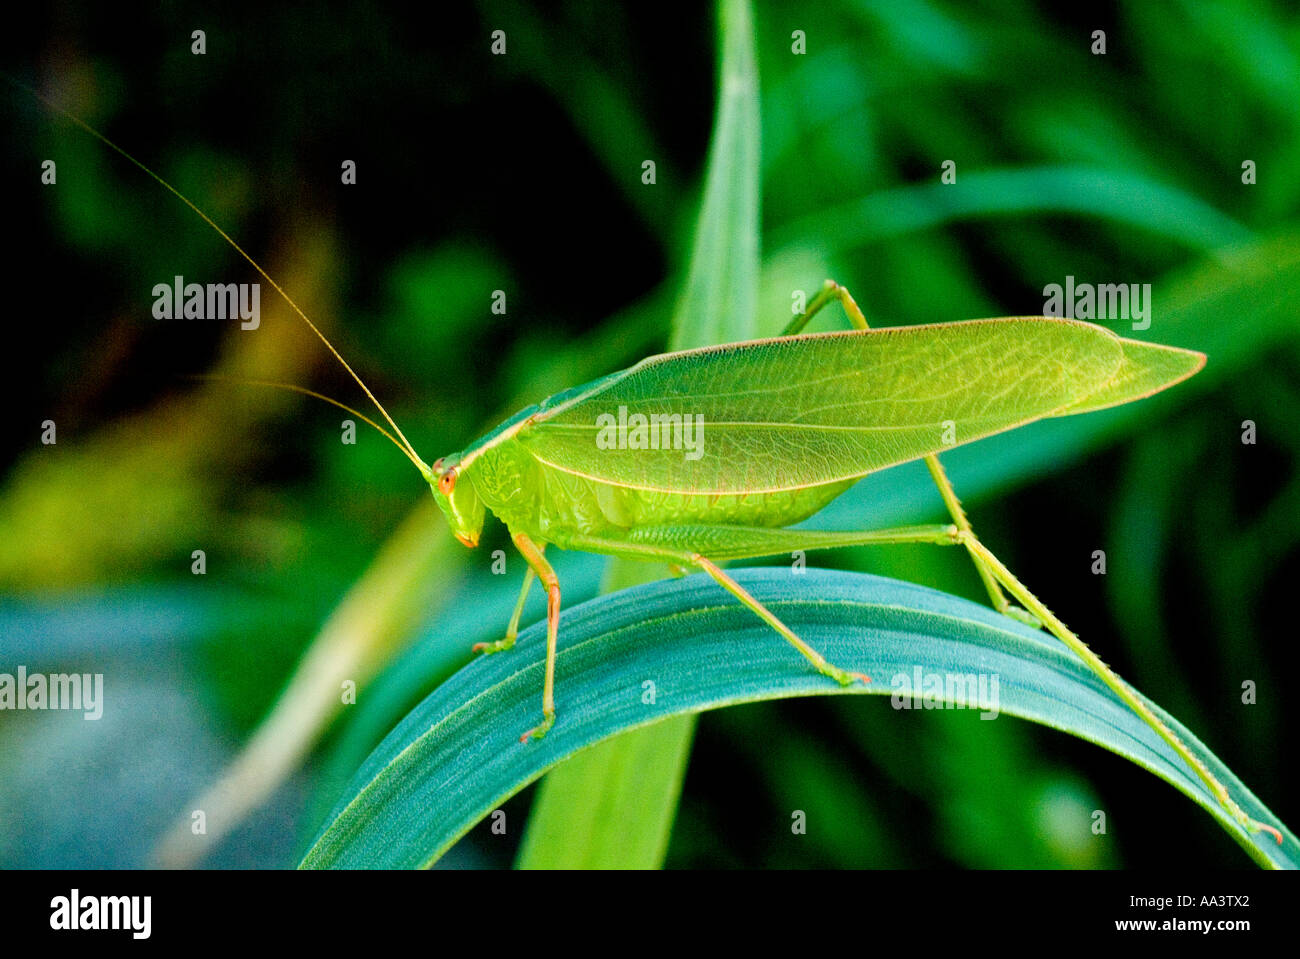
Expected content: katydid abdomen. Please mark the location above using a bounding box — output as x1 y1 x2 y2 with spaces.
470 435 854 540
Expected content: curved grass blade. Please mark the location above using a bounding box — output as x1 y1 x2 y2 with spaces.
301 569 1296 870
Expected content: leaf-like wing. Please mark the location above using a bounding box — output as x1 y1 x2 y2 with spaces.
1051 336 1205 416
519 318 1126 494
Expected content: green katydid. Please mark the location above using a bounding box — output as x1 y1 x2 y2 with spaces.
36 92 1283 848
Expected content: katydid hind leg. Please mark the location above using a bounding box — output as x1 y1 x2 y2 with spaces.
692 554 870 686
781 280 1025 622
960 531 1284 845
780 279 869 336
921 453 1032 624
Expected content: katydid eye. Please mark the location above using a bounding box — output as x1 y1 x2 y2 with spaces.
438 469 457 495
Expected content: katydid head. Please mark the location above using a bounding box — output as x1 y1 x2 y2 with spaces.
431 456 485 548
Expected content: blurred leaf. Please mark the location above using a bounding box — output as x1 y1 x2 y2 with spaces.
478 0 671 235
0 224 339 589
769 166 1251 259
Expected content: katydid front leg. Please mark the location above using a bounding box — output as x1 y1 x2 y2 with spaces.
782 279 1024 620
474 565 536 655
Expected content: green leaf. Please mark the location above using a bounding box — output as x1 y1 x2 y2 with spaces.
301 569 1296 869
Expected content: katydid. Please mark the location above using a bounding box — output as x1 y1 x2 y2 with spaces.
35 93 1283 847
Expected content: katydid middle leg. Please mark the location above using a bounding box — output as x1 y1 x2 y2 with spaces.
781 278 1019 617
557 524 963 688
510 532 562 743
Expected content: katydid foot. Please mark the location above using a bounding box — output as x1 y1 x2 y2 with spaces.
820 663 871 686
520 709 555 743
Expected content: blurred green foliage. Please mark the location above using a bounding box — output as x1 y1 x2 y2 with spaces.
2 0 1297 868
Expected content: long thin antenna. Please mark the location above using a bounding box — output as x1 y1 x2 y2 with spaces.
188 374 430 473
11 75 433 481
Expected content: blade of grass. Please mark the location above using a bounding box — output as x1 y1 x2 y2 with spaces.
515 714 696 869
669 0 761 352
516 0 761 869
154 502 461 867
